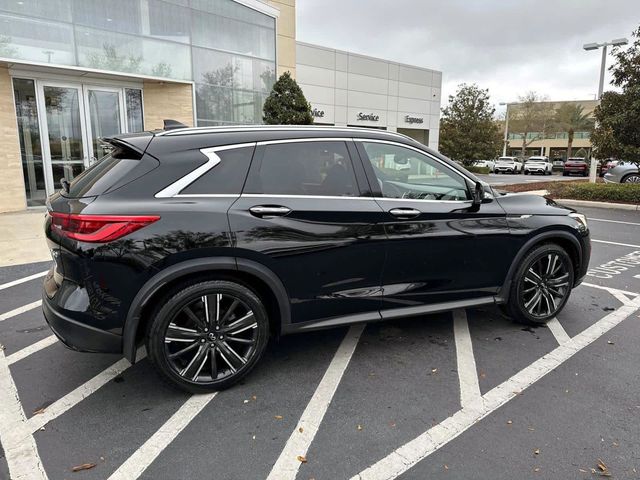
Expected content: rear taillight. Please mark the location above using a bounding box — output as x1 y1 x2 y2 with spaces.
49 213 160 243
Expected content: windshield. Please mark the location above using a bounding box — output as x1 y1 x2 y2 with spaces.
497 158 514 163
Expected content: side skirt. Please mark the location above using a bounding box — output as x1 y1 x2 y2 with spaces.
281 296 497 335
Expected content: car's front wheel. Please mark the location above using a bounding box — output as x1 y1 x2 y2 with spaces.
505 244 574 325
146 280 270 392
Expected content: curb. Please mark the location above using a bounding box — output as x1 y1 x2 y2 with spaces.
553 198 640 211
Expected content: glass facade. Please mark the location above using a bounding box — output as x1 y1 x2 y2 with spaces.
0 0 277 125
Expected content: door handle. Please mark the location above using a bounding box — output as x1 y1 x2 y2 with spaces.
389 207 421 218
249 205 291 217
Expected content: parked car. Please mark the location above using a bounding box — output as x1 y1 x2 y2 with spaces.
563 157 589 177
42 125 591 392
599 159 619 177
473 159 495 172
603 161 640 183
524 156 553 175
494 156 523 174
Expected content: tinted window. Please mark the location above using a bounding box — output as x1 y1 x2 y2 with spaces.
180 146 254 195
66 148 142 198
362 142 469 201
246 141 358 196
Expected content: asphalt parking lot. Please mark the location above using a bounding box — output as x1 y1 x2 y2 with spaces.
1 206 639 480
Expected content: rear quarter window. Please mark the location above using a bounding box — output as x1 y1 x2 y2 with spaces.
180 146 254 195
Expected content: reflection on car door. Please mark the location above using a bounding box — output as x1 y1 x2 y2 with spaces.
356 140 515 316
228 139 386 328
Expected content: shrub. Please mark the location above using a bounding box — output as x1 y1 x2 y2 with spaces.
547 182 640 204
464 165 491 174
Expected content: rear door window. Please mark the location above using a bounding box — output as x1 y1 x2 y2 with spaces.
244 141 359 197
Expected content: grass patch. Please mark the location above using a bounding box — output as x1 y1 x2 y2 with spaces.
464 165 491 174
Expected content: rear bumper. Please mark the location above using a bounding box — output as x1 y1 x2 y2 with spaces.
43 290 122 354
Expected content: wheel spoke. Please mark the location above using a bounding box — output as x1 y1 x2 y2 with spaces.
180 345 208 379
183 305 207 331
224 312 257 335
210 346 218 379
220 299 240 325
165 323 201 343
225 336 256 345
217 341 246 372
546 254 558 276
543 290 557 312
168 341 200 358
527 268 543 283
548 273 569 287
525 289 542 311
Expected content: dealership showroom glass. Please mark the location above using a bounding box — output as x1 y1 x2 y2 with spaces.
0 0 442 213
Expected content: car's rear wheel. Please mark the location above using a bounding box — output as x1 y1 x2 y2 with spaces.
506 244 574 325
622 173 640 183
146 280 269 392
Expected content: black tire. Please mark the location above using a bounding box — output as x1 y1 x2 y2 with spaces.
146 280 270 393
524 170 529 175
562 172 568 176
505 244 574 325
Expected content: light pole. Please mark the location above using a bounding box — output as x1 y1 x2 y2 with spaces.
583 38 628 182
583 38 628 99
499 102 509 156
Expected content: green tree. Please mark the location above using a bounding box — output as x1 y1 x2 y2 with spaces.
591 26 640 174
439 83 502 166
263 71 313 125
508 92 555 157
553 104 594 159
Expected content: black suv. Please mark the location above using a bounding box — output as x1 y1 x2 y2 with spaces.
43 126 591 392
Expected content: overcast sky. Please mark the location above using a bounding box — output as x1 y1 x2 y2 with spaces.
296 0 638 114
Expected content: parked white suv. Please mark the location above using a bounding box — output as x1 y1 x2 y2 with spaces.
494 156 523 174
524 156 553 175
473 159 495 172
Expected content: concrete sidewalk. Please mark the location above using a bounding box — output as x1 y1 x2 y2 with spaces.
0 209 50 267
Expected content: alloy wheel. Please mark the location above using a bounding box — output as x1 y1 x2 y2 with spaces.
623 174 640 183
520 253 570 318
163 293 258 383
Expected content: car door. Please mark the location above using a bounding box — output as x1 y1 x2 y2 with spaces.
355 139 515 316
228 138 386 329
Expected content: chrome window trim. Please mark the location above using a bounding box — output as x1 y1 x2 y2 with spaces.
372 197 473 204
256 137 350 146
154 142 256 198
240 194 373 200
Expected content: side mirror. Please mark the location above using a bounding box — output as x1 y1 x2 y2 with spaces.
472 181 484 206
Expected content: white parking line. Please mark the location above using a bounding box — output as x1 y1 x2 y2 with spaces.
592 239 640 249
27 348 146 433
6 335 58 366
353 296 640 480
0 349 48 480
0 300 42 322
0 270 48 292
266 324 365 480
546 317 571 344
581 282 638 302
590 218 640 227
108 392 217 480
452 309 481 408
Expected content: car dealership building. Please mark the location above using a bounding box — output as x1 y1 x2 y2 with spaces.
0 0 441 213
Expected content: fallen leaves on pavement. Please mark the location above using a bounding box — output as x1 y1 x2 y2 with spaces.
71 463 96 472
297 455 307 463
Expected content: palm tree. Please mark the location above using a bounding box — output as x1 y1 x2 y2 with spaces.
554 104 595 159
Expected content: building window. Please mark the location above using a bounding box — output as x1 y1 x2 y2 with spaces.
125 88 144 133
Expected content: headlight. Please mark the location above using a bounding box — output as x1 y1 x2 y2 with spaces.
569 212 588 229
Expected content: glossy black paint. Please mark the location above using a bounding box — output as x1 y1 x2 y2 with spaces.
41 126 591 362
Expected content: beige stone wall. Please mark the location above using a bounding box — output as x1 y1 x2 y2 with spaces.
0 66 27 213
142 81 194 130
268 0 296 78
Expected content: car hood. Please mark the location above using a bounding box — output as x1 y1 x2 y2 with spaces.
494 192 574 215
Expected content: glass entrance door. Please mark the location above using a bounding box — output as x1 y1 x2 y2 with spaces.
84 86 126 164
38 83 89 193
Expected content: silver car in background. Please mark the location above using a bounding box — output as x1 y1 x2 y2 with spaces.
603 161 640 183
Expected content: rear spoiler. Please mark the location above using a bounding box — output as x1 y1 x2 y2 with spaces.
163 119 189 130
